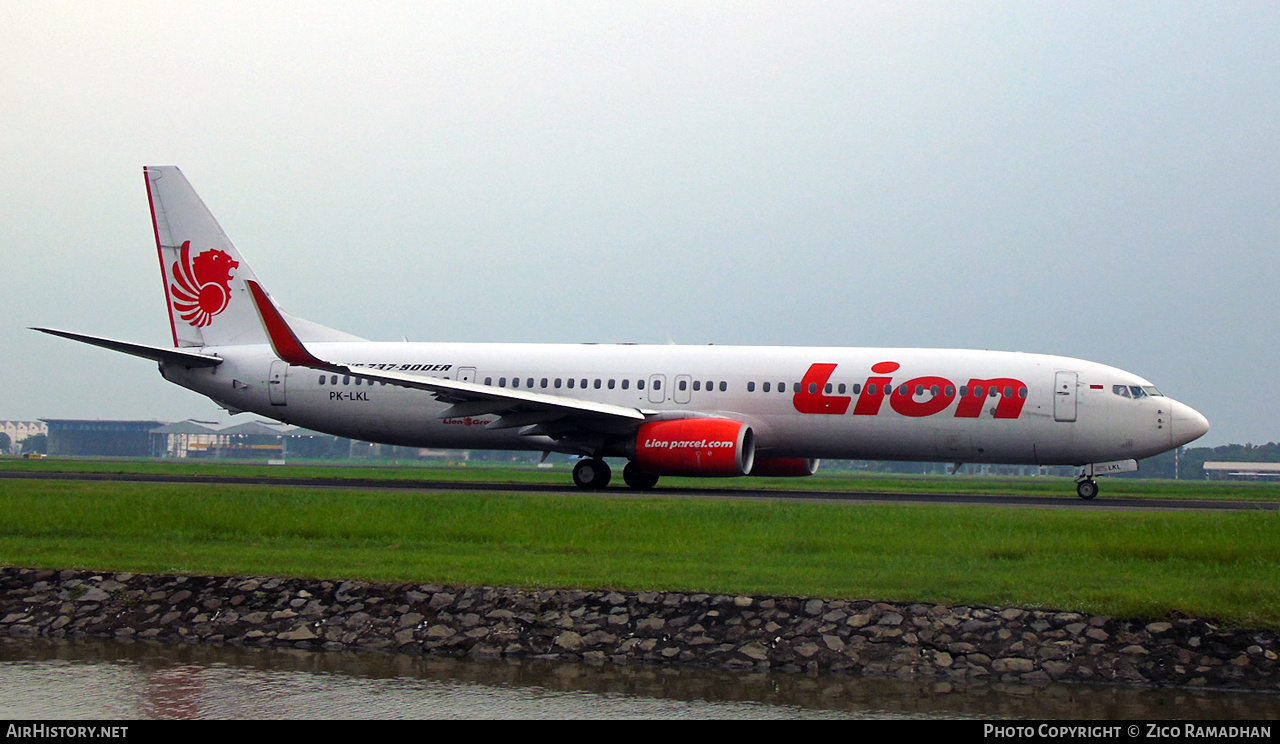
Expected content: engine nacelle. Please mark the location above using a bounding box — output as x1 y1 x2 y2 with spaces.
749 457 820 477
633 418 755 477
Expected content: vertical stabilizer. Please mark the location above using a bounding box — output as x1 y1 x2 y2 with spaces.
146 166 266 348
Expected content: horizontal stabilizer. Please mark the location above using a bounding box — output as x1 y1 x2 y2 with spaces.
31 328 222 367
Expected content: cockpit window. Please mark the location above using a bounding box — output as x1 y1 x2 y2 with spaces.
1114 384 1165 399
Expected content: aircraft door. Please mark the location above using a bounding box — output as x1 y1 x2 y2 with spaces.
1054 371 1077 422
648 374 666 404
674 375 692 404
269 360 288 406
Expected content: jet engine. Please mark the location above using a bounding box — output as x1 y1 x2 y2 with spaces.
632 418 755 477
749 457 820 477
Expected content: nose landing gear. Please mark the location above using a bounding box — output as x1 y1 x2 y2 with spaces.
1075 477 1099 500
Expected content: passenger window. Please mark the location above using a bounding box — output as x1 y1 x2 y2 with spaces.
763 382 771 393
1019 387 1028 398
653 379 661 390
567 378 574 389
499 377 507 387
852 384 861 394
747 381 755 392
693 381 701 391
638 380 645 390
837 383 846 394
608 379 615 389
318 375 326 385
331 375 338 385
511 378 519 388
1004 386 1013 397
867 383 877 395
580 379 587 389
679 380 688 391
527 378 534 388
355 377 362 386
594 379 602 389
343 376 350 385
719 382 727 392
541 378 548 388
555 379 562 389
622 379 629 390
945 385 955 396
706 381 713 391
484 377 492 386
809 383 818 394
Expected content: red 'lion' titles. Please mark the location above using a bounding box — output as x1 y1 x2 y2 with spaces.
793 362 1029 419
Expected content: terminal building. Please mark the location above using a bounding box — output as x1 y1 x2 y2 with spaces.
1 421 47 453
39 418 389 460
1202 461 1280 480
43 419 166 457
149 420 352 459
37 419 335 459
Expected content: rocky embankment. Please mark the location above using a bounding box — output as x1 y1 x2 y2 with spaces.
2 567 1276 690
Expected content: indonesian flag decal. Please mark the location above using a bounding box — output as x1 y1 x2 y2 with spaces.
170 240 239 327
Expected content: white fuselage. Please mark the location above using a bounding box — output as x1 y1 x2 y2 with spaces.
163 341 1205 466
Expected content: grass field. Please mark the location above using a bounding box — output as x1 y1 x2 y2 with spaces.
2 459 1278 628
5 455 1280 500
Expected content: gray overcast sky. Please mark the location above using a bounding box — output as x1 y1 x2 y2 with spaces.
3 2 1276 447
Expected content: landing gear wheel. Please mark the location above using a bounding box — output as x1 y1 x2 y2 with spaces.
1076 478 1099 500
623 461 660 490
573 459 611 490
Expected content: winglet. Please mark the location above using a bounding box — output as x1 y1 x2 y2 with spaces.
245 280 343 371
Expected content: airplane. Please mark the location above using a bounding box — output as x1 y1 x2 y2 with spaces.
34 166 1210 499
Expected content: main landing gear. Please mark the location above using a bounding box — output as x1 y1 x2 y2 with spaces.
572 459 661 491
622 461 660 490
572 458 611 490
1075 477 1099 500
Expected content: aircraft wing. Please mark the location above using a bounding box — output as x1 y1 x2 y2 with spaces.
31 327 223 368
244 280 646 430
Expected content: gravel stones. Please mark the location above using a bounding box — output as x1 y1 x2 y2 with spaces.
1 567 1275 690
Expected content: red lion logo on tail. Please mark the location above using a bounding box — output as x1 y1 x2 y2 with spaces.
170 241 239 327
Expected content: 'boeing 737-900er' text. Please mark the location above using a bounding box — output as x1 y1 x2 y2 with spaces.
35 167 1210 499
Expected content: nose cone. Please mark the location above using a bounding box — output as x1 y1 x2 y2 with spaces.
1170 400 1210 447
